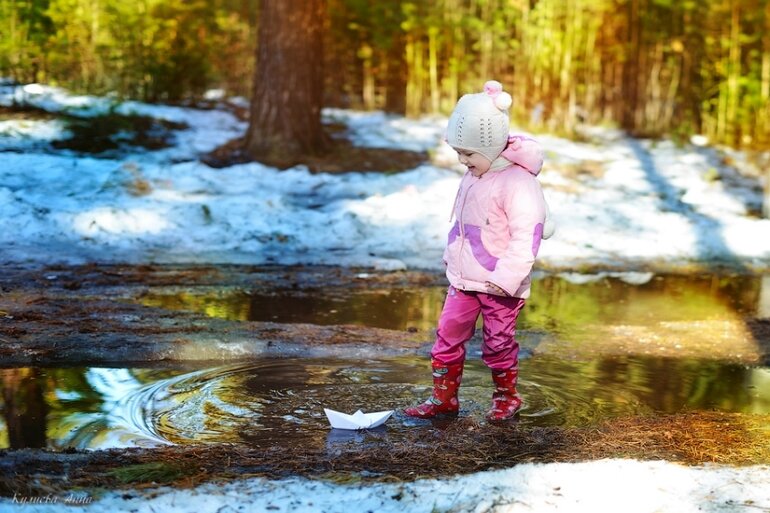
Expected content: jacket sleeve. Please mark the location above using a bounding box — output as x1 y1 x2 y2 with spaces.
487 172 546 296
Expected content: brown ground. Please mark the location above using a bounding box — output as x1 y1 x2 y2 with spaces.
1 412 767 496
0 105 59 121
201 136 428 173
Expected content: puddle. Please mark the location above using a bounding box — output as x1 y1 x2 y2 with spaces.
2 272 768 453
136 272 770 363
1 355 768 450
137 273 770 332
139 287 447 331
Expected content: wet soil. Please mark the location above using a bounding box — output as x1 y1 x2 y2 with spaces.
1 104 187 155
201 136 429 173
51 114 187 154
1 264 769 496
0 105 59 122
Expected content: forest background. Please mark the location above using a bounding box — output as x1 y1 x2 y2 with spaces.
2 0 770 150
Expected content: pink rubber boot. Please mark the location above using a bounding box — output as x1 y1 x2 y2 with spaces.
487 368 522 421
404 359 463 418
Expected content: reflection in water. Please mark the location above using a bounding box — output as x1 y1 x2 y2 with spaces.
139 273 770 362
141 287 447 331
0 368 48 448
138 273 768 333
0 356 768 450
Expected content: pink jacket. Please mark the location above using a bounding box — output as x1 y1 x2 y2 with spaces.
443 135 547 299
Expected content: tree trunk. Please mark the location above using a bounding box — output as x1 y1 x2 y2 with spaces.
245 0 327 166
622 0 641 132
405 35 425 117
726 0 741 146
428 26 440 114
759 275 770 318
383 30 406 114
761 1 770 151
764 167 770 219
360 43 375 110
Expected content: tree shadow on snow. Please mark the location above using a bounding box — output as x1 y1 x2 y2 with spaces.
625 138 749 271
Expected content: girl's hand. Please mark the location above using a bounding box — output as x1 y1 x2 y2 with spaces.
485 282 509 296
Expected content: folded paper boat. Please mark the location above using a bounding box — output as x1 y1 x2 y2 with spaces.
323 408 393 430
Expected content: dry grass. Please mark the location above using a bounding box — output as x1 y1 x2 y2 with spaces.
575 412 770 465
1 412 767 497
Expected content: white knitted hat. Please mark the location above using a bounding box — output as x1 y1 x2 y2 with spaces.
446 80 512 162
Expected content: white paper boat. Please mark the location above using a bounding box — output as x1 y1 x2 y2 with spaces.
323 408 393 430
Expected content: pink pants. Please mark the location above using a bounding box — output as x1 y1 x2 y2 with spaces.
431 286 526 370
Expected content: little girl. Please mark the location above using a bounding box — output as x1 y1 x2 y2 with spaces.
405 80 552 421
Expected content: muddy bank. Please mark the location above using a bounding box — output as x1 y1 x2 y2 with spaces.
0 263 446 292
0 294 429 366
1 411 767 497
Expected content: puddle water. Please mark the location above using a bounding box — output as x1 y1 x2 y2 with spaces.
2 272 768 451
138 273 770 332
1 355 768 450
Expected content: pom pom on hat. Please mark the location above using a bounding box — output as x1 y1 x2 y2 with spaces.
482 80 512 110
446 81 512 162
484 80 503 96
495 92 512 110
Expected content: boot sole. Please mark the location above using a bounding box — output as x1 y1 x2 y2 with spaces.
486 410 521 422
430 411 459 419
403 409 459 419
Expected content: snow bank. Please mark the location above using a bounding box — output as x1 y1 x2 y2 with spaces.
8 460 769 513
2 83 769 270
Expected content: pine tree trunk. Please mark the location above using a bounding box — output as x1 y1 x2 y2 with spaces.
622 0 641 132
361 43 375 110
727 0 741 145
764 168 770 219
760 1 770 151
245 0 327 166
428 27 440 114
384 30 406 114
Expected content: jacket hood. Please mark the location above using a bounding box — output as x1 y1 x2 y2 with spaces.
499 134 543 176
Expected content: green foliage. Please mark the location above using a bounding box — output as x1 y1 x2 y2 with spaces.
2 0 769 148
1 0 256 100
0 0 53 82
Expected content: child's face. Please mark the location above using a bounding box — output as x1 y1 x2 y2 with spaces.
455 149 492 177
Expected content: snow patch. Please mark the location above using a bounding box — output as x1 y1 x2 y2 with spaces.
1 83 769 270
10 460 769 513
